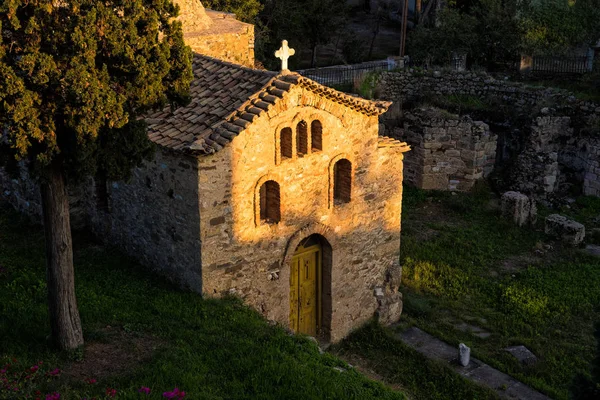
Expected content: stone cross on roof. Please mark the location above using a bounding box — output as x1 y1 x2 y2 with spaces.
275 40 295 71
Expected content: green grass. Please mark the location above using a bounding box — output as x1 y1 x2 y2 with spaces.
388 185 600 399
521 78 600 103
334 322 499 400
0 206 405 400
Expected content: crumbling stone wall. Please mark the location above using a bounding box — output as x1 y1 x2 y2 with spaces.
508 116 571 196
584 139 600 196
377 70 600 118
394 108 496 191
378 69 600 199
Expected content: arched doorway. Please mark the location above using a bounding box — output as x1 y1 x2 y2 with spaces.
289 234 332 338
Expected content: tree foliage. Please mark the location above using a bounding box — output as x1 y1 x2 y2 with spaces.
258 0 348 69
407 8 477 66
0 0 192 180
520 0 600 54
0 0 192 350
201 0 262 23
408 0 600 68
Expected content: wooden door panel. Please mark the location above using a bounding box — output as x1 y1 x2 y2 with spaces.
290 243 321 336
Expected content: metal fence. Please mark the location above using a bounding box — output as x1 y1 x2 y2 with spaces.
530 55 593 75
298 59 399 87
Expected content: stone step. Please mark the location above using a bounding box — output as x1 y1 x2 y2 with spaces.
397 327 551 400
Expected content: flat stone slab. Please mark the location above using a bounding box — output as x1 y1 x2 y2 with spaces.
504 345 538 366
397 327 550 400
584 245 600 257
455 322 491 339
545 214 585 245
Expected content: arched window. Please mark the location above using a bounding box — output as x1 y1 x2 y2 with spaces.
311 120 322 152
281 128 293 160
296 121 308 156
333 159 352 204
259 180 281 224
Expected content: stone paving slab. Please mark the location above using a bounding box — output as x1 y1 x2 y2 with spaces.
398 327 551 400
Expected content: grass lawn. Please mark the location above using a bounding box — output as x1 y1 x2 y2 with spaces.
335 185 600 400
0 206 406 400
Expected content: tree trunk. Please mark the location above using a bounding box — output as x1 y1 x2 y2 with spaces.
400 0 409 56
41 161 84 351
311 45 318 68
368 20 380 59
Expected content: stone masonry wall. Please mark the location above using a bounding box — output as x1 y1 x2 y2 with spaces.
90 149 203 291
0 149 203 292
378 70 600 119
394 107 497 191
378 69 600 199
584 139 600 196
184 11 255 68
0 163 43 218
197 86 408 342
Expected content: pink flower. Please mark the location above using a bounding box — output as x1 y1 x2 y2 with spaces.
138 387 151 394
0 368 6 375
45 393 60 400
163 388 185 398
85 378 97 385
30 365 39 372
47 368 61 376
105 387 117 398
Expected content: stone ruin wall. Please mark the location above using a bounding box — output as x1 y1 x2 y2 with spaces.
378 70 600 116
377 69 600 199
0 148 203 292
584 139 600 197
507 116 570 196
392 108 497 191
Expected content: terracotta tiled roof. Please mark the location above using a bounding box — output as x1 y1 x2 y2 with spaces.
147 54 392 155
146 54 275 152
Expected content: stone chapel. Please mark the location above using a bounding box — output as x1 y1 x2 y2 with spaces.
0 1 410 341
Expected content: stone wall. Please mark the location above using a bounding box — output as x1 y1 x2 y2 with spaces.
0 149 203 292
584 139 600 196
378 69 600 199
506 115 571 196
393 108 496 191
378 69 600 118
184 11 255 68
0 163 43 219
197 85 408 342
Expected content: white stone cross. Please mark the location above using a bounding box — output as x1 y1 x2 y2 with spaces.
275 40 295 71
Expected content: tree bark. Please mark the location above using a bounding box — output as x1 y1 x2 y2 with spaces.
40 161 84 351
311 44 318 68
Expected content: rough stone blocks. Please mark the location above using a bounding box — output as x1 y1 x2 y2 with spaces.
501 191 537 227
545 214 585 246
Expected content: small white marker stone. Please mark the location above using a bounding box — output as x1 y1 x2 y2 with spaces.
459 343 470 366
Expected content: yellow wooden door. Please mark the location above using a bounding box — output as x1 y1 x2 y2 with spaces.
290 243 321 336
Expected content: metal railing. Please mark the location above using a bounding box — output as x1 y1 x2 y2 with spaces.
531 55 593 75
297 59 400 86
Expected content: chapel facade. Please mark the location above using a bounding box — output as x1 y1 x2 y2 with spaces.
0 1 409 341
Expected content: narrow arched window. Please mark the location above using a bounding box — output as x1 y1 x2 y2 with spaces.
281 128 293 159
259 180 281 223
333 159 352 204
296 121 308 156
311 120 322 152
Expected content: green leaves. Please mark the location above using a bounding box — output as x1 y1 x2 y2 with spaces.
0 0 192 180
